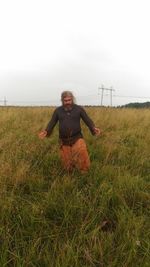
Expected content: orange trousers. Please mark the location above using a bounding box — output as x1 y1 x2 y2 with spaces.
60 138 90 172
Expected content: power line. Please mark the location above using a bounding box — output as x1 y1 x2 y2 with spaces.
1 93 150 106
113 95 150 99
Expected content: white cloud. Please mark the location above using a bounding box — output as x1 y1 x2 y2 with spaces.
0 0 150 105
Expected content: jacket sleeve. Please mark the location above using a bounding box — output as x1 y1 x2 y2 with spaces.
45 109 58 136
80 107 95 135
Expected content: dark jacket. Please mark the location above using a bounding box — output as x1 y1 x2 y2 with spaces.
45 104 95 145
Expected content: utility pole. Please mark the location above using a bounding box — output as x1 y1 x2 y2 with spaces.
99 84 104 106
110 86 114 106
98 85 115 106
4 96 7 106
0 97 7 106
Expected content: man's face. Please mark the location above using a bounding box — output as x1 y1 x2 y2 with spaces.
63 96 73 108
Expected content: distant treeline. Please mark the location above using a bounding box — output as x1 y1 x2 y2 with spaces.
1 102 150 108
119 101 150 108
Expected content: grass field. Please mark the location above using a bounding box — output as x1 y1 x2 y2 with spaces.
0 106 150 267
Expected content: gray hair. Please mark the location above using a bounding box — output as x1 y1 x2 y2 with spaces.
61 91 76 103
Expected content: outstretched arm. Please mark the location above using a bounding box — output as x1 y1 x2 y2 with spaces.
39 109 58 139
80 107 101 136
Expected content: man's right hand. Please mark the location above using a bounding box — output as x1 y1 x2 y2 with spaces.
38 130 47 139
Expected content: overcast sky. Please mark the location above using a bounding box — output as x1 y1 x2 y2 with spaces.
0 0 150 106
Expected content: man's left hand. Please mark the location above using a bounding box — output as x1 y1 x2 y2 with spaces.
93 127 101 136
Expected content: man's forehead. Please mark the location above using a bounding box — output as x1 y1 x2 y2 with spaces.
63 96 72 100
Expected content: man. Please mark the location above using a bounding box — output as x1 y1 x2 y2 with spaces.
39 91 101 172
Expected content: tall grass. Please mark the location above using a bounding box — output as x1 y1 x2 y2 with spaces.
0 106 150 266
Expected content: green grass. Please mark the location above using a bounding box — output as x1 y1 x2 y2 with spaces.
0 107 150 266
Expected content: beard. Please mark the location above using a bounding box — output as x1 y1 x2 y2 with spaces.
63 103 73 111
